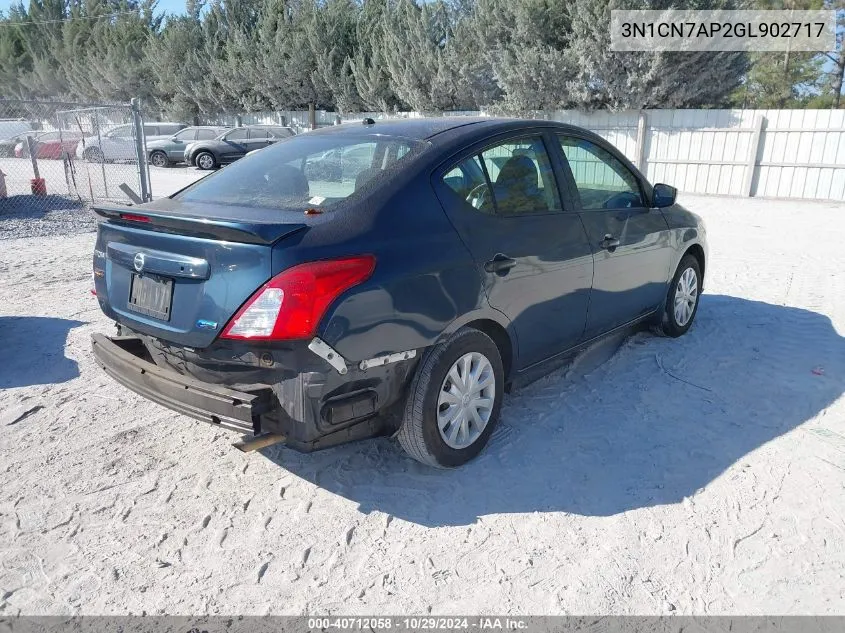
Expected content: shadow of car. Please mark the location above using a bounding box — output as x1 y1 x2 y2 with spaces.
255 294 845 525
0 316 84 388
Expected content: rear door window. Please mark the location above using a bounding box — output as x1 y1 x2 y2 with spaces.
173 128 196 140
143 125 159 136
442 156 492 214
159 124 184 135
195 128 218 140
441 136 562 216
224 128 248 141
479 137 561 215
268 127 294 138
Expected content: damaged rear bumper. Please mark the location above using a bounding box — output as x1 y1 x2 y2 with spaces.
91 333 274 434
90 332 419 451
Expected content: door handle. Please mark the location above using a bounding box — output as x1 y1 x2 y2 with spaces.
484 255 517 273
600 235 620 250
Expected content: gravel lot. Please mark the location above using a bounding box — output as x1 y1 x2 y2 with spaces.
0 159 203 241
0 194 844 615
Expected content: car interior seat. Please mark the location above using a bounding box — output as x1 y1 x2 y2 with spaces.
493 155 542 214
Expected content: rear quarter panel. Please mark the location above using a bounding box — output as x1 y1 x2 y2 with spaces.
278 173 492 363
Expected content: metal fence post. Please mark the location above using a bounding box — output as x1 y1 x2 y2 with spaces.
743 114 765 198
131 97 151 202
635 110 648 173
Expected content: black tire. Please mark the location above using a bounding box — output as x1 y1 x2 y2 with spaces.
83 147 103 163
397 327 504 468
195 151 216 170
657 254 702 337
149 150 169 168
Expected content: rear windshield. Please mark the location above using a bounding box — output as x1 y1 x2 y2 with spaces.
175 133 429 210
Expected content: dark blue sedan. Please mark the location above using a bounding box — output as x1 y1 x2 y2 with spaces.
90 117 707 468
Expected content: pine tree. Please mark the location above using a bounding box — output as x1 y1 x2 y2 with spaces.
378 0 466 112
349 0 403 112
566 0 747 110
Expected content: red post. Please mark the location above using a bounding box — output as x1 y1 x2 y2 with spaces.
30 178 47 196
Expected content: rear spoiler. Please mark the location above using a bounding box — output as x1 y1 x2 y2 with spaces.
92 204 307 245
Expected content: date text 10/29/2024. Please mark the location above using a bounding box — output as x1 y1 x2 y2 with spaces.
307 617 530 631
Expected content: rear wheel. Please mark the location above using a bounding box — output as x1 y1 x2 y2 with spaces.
657 254 701 337
83 147 103 163
397 327 504 468
149 150 169 168
195 151 216 170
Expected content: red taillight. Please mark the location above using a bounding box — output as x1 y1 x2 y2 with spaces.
120 213 150 223
220 256 376 341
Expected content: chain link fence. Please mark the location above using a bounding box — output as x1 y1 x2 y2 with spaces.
0 99 150 239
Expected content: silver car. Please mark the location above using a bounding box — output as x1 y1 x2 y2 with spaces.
184 125 295 170
146 126 230 167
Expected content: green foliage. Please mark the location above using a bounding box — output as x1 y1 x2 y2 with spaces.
0 0 834 115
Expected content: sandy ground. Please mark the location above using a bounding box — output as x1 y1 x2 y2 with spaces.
1 194 844 615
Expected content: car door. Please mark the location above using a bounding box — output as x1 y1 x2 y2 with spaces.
103 124 134 160
219 127 249 162
434 132 594 369
245 128 272 153
166 128 196 160
553 134 673 338
36 131 60 158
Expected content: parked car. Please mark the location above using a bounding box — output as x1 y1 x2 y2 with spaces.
76 122 187 162
184 125 295 170
0 132 29 157
14 130 85 159
90 118 707 468
146 126 229 167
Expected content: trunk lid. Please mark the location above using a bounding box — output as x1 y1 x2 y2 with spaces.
93 200 308 348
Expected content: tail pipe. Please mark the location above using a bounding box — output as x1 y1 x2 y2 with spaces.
233 433 287 452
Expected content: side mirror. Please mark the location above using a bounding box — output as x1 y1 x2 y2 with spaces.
652 183 677 208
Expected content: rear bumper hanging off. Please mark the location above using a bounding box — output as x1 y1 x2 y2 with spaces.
91 333 274 435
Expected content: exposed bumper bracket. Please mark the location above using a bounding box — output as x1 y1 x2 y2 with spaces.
359 349 417 371
307 337 348 375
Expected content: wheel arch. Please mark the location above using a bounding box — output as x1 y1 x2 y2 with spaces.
439 311 516 380
190 146 212 164
682 243 706 289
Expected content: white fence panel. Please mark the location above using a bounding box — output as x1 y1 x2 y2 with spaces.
198 107 845 201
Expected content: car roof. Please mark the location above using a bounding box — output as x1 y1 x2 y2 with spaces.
303 117 588 145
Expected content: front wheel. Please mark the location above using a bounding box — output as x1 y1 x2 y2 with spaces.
397 327 504 468
657 254 702 337
195 151 216 170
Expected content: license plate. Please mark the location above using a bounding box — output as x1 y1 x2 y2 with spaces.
127 273 173 321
